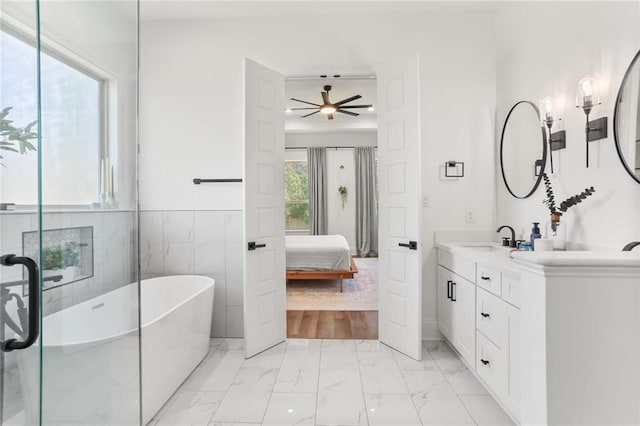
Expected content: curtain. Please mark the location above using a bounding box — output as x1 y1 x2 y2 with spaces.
307 147 328 235
355 147 378 256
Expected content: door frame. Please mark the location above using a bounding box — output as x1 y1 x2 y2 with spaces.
243 58 423 352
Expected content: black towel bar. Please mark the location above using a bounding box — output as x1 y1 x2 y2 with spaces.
193 178 243 184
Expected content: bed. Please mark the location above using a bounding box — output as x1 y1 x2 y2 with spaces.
285 235 358 292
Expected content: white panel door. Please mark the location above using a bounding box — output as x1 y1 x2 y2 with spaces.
244 58 286 358
377 56 422 360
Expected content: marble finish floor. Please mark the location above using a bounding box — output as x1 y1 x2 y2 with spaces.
149 338 514 426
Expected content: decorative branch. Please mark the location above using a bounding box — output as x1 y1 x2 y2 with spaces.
541 173 595 217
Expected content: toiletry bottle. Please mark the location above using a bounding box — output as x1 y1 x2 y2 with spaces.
530 222 542 249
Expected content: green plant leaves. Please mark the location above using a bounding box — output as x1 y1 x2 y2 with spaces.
0 107 38 166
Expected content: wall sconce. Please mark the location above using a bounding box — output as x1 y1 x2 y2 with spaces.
540 96 566 174
576 76 608 168
445 161 464 178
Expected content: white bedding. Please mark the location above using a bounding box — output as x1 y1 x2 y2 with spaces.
286 235 351 271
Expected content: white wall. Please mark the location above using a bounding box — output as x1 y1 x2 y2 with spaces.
495 2 640 249
140 7 497 338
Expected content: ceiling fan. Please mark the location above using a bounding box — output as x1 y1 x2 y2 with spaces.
289 85 372 120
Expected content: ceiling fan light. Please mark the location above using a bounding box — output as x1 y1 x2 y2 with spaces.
320 105 337 114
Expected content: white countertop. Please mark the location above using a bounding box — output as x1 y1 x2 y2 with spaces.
437 241 640 268
510 250 640 267
436 241 519 272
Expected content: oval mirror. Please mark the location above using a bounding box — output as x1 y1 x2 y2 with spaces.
500 101 548 199
614 50 640 184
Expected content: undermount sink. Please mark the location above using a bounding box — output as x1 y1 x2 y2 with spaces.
460 245 503 252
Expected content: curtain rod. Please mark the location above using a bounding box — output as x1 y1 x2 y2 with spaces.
285 146 377 150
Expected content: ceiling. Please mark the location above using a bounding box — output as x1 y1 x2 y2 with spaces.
140 1 497 22
285 77 377 133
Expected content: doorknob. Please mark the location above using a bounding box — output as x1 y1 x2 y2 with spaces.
247 242 267 251
398 241 418 250
0 254 39 352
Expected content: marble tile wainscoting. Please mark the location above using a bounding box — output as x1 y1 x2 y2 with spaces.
140 210 244 338
0 210 136 316
149 338 515 426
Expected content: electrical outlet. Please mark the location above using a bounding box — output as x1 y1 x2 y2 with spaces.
422 196 430 207
466 210 475 223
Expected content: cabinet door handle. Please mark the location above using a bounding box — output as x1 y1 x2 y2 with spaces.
447 280 452 300
481 276 491 281
480 359 490 366
481 312 490 318
451 282 456 302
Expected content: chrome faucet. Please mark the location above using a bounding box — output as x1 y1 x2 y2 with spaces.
622 241 640 251
497 225 517 248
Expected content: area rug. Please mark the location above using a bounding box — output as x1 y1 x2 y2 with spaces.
286 257 378 311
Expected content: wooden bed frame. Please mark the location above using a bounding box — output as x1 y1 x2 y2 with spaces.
286 256 359 292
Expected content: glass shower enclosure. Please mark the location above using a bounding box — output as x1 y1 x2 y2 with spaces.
0 0 140 424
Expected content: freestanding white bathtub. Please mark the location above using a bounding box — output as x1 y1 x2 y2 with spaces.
18 275 214 425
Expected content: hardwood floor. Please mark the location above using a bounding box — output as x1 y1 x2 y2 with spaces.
286 310 378 339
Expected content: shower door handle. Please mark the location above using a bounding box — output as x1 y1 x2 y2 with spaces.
0 254 39 352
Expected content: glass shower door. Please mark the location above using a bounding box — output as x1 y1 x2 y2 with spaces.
1 0 141 424
0 0 43 424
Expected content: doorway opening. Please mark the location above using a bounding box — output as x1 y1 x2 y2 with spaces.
282 76 379 339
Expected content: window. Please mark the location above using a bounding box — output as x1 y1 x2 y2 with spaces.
284 160 309 231
1 27 105 206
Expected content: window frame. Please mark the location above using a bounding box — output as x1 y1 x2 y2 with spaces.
284 158 310 234
1 16 113 209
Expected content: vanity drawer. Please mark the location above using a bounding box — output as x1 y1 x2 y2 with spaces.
501 271 522 308
476 331 507 397
438 249 476 283
477 287 506 348
476 263 501 296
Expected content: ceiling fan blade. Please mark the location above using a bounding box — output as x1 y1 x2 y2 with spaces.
335 95 362 106
302 110 320 118
336 109 359 117
338 105 373 109
290 107 319 110
290 98 321 107
327 113 334 120
321 91 329 104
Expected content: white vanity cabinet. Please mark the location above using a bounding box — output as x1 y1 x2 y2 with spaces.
475 285 521 418
438 244 640 425
437 245 521 422
436 265 475 365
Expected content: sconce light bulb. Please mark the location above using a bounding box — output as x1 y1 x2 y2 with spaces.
542 97 554 114
578 77 596 108
285 108 292 113
581 79 593 97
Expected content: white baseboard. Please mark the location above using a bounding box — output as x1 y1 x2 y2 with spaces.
422 319 441 340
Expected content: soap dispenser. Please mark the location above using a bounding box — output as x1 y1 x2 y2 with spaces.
530 222 542 248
